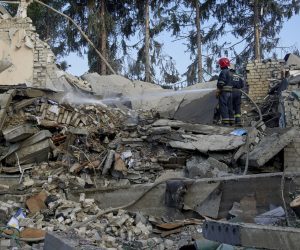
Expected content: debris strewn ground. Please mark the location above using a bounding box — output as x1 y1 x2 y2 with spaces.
1 6 300 250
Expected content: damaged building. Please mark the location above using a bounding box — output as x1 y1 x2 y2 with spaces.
1 3 300 250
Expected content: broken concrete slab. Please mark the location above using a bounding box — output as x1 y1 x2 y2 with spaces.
169 134 245 153
84 73 217 123
254 206 285 225
1 130 52 161
173 88 217 124
13 97 38 111
44 231 102 250
68 173 297 219
3 124 39 143
194 186 222 219
152 119 234 135
6 139 51 165
192 134 245 153
186 156 212 178
241 128 299 167
203 220 300 250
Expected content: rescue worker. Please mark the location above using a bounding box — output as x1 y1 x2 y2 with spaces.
230 65 244 126
217 57 234 126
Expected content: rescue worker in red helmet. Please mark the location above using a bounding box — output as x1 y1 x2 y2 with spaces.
216 57 234 126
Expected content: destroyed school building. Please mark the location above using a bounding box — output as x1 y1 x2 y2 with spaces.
1 6 300 250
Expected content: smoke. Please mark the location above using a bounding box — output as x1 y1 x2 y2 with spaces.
60 91 109 107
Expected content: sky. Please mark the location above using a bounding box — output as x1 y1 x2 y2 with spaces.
64 13 300 78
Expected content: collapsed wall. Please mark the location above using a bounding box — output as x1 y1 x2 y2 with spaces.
0 17 54 87
282 70 300 172
83 73 217 123
0 15 217 124
0 16 92 92
244 56 300 173
246 60 283 102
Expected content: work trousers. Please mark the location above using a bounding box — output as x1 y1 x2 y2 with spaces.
213 104 220 124
219 91 234 126
232 90 242 125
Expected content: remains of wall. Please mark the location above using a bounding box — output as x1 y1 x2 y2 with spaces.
0 17 56 87
282 72 300 172
246 60 282 102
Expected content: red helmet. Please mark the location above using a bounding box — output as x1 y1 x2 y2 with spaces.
218 57 230 68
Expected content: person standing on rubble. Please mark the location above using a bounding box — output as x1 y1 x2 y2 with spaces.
230 65 244 126
216 57 234 126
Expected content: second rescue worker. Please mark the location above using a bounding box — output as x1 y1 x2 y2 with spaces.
230 65 244 126
216 58 234 126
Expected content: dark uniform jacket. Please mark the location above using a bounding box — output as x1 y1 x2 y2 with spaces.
217 68 233 92
232 73 244 90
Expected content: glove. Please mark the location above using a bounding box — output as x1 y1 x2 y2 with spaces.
215 89 221 98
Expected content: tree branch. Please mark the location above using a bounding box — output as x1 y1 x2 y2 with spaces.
34 0 117 75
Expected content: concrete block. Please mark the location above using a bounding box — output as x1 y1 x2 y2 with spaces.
6 139 51 165
3 124 39 143
44 232 103 250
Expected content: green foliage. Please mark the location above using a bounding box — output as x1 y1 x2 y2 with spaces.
2 0 298 86
215 0 300 62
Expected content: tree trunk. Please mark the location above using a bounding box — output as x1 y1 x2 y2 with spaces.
254 0 261 61
100 0 107 74
144 0 151 82
195 0 203 83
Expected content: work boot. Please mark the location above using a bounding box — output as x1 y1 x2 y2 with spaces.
235 117 242 127
222 123 230 127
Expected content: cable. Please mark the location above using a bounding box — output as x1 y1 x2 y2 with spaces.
70 177 195 229
238 89 263 175
33 0 116 75
239 89 263 126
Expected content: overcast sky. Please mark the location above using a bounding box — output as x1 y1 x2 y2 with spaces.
64 13 300 77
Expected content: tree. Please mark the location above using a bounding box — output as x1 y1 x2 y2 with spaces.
168 0 224 85
215 0 300 62
144 0 151 82
121 0 180 84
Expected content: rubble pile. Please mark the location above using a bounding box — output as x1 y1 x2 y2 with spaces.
0 190 183 249
1 4 300 249
282 71 300 128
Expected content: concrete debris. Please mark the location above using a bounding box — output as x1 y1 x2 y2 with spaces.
254 206 285 225
26 191 48 214
3 123 39 143
241 127 299 167
203 219 300 250
0 10 299 249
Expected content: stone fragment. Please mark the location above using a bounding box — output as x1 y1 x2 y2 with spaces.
26 191 48 214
